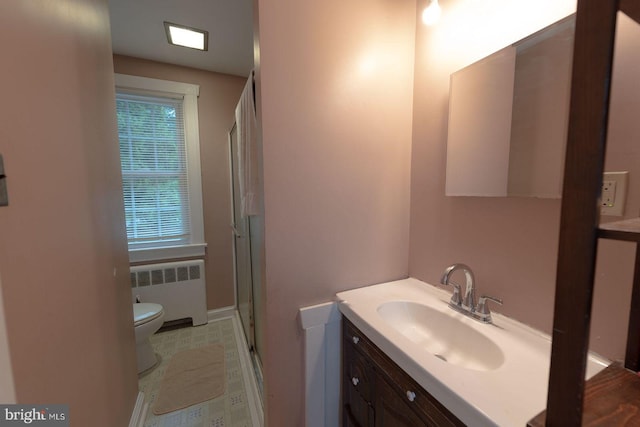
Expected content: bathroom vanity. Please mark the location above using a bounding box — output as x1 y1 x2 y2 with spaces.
337 278 609 426
343 317 463 426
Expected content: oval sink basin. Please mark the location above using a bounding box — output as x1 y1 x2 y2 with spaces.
377 301 504 371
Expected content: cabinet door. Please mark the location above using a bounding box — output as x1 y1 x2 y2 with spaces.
343 337 375 427
344 397 375 427
344 340 374 402
374 375 429 427
343 369 374 427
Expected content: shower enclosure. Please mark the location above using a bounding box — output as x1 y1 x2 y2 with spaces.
229 122 255 351
229 119 264 398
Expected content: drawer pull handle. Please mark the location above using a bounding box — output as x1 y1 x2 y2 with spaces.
352 377 360 386
406 391 416 402
352 336 360 344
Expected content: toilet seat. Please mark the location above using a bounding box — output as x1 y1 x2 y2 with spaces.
133 303 164 327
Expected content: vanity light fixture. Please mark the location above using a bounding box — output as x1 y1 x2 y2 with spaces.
164 22 209 51
422 0 442 26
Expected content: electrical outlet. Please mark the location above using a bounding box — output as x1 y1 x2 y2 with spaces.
601 171 629 216
601 180 616 207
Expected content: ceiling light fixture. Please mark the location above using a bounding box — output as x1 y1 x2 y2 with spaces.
164 22 209 51
422 0 442 26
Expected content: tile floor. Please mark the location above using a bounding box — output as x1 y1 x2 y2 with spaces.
139 315 263 427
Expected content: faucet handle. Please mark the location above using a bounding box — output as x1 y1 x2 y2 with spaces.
476 295 503 323
477 295 502 313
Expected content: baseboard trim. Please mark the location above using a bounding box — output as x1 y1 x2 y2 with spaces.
207 306 236 322
129 391 148 427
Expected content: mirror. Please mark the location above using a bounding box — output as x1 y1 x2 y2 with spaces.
446 15 575 198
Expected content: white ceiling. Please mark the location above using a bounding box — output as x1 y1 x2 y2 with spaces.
109 0 254 77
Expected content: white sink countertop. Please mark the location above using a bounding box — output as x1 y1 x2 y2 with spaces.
336 277 609 427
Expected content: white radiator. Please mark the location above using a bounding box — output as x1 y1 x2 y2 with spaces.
130 260 207 326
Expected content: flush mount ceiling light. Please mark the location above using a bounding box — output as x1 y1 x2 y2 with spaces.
422 0 442 26
164 22 209 51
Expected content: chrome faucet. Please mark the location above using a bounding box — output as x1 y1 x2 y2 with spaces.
440 263 475 310
440 263 503 324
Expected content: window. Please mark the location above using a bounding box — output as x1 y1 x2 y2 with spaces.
115 74 205 262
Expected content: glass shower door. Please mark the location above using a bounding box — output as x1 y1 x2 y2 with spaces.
229 123 255 351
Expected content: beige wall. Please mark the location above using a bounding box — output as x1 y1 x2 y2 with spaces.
410 0 640 361
257 0 416 424
113 55 247 310
0 1 138 425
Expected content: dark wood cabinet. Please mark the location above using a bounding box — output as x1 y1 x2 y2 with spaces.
342 318 464 427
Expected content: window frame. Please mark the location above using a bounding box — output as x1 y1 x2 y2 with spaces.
115 73 205 262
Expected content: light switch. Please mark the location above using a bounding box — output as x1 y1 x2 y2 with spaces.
0 154 7 207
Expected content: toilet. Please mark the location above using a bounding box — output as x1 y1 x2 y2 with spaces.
133 302 165 374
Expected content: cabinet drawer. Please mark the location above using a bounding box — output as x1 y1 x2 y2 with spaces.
343 319 380 361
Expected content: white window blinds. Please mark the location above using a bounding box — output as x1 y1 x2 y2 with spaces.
116 92 191 248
